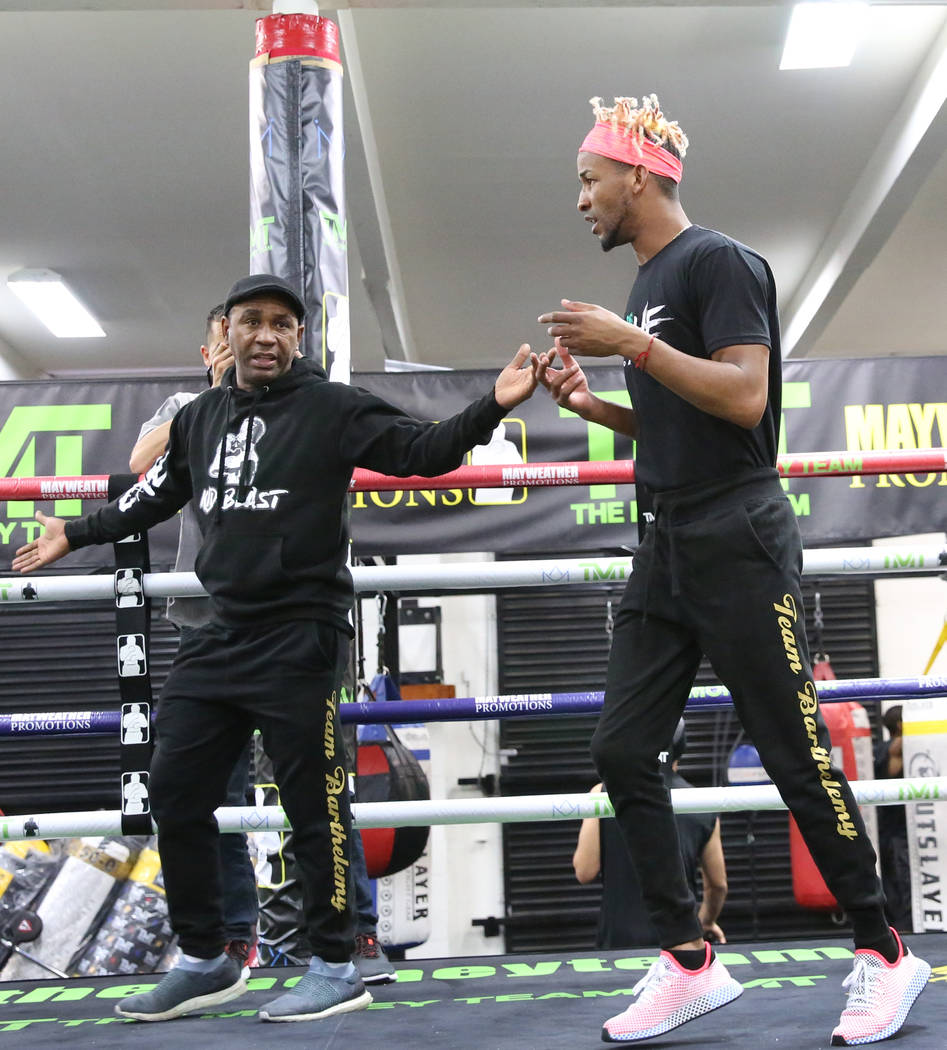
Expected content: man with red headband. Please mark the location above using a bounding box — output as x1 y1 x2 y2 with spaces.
535 94 930 1046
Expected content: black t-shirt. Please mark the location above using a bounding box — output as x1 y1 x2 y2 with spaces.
596 771 717 950
873 738 907 841
623 225 782 492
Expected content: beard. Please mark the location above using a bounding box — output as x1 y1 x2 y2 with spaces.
598 226 620 252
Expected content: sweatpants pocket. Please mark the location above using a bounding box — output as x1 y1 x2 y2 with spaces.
740 496 802 575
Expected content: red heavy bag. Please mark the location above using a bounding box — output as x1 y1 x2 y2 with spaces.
790 701 875 909
357 673 430 878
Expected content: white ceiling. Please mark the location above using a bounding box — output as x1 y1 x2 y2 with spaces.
0 1 945 381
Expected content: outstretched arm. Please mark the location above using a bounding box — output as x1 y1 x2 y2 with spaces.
533 342 638 438
20 414 194 569
343 344 536 479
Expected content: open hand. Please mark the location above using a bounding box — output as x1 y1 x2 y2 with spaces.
538 299 635 358
494 344 538 409
12 512 71 573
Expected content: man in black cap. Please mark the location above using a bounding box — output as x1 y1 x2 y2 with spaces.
129 302 259 980
14 273 538 1025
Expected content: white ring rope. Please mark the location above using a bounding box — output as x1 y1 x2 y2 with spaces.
1 545 944 605
0 776 941 842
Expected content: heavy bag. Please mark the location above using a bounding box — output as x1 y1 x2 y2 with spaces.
357 716 430 879
357 726 429 878
790 701 877 909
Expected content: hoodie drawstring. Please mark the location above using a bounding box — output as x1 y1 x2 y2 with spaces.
236 387 267 503
214 386 233 524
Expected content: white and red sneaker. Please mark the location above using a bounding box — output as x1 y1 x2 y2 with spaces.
602 943 743 1042
831 929 930 1046
225 936 258 981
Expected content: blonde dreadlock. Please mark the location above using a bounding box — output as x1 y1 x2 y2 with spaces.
589 94 689 159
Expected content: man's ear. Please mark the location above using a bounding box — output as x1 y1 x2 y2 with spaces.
628 163 648 195
200 344 211 367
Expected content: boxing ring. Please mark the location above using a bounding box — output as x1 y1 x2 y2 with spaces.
1 451 946 1045
0 934 943 1048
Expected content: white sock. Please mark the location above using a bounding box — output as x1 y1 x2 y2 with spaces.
178 952 228 973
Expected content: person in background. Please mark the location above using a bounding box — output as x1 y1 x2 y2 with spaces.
874 706 912 931
574 718 727 949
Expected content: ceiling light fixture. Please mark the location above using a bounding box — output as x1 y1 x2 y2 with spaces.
7 268 105 338
780 2 871 71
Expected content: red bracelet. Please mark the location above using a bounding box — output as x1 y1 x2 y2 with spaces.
634 335 654 371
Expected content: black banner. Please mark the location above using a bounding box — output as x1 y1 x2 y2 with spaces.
347 357 947 555
0 358 944 572
0 377 198 570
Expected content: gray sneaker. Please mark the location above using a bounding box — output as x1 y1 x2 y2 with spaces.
353 933 397 985
116 955 247 1021
259 968 372 1022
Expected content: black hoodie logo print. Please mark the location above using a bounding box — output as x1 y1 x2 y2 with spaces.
200 416 288 514
209 416 265 487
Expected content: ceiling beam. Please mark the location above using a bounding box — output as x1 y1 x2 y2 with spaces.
782 19 947 358
338 8 417 362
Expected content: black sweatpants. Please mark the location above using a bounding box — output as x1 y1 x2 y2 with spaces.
591 468 887 949
150 618 353 961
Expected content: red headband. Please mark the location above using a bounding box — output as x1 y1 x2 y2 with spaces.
580 122 683 184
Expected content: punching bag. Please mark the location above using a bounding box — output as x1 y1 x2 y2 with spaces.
790 701 877 909
357 674 430 879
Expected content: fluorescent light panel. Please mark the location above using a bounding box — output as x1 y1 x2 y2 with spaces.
780 2 871 71
7 268 105 338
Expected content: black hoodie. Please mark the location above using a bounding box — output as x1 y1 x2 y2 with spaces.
66 358 507 634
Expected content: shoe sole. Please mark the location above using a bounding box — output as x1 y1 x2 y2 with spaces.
259 988 373 1023
115 976 248 1022
361 971 398 985
602 980 744 1042
830 959 932 1046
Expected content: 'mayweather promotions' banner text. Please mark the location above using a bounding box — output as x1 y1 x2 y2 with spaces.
0 357 944 568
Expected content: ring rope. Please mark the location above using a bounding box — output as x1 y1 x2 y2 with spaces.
0 776 942 842
1 447 945 500
2 676 944 738
2 545 944 606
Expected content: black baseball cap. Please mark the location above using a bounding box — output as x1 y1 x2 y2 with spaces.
224 273 306 321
